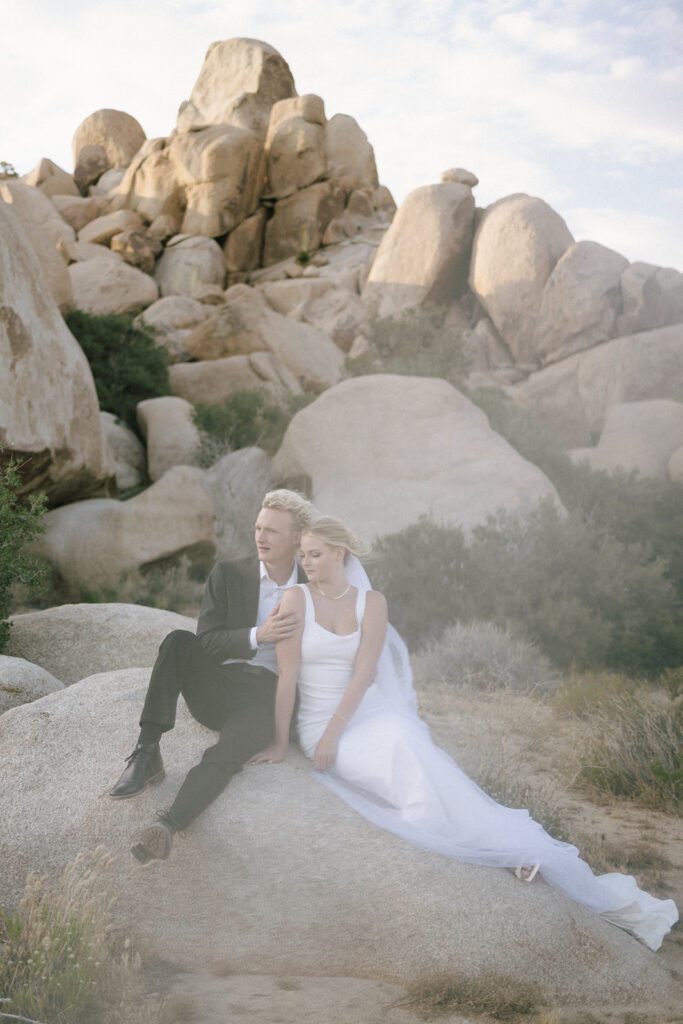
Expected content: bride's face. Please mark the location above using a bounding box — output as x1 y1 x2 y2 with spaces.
299 532 345 583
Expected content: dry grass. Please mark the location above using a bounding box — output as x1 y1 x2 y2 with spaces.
394 971 546 1019
0 847 142 1024
413 620 559 698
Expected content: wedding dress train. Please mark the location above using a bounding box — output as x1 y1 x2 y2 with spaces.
294 582 678 952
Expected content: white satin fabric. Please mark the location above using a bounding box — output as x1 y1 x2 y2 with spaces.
294 579 678 952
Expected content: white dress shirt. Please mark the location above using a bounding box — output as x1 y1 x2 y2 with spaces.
222 560 298 674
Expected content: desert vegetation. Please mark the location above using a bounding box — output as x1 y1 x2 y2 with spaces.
0 459 46 653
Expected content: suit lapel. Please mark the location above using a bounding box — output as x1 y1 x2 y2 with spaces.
241 557 261 625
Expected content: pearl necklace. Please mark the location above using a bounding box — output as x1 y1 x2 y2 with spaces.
315 582 351 601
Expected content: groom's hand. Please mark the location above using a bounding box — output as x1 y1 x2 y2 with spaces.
255 602 302 644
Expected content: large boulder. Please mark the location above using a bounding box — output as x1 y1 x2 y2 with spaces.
272 375 563 540
78 209 143 245
223 209 267 275
111 138 184 229
136 396 200 481
469 194 574 365
168 125 265 237
185 285 344 390
51 194 105 233
34 465 215 589
176 38 296 136
568 400 683 480
509 324 683 446
23 157 79 198
0 180 74 312
0 668 678 1008
533 241 629 365
136 295 210 361
617 262 683 336
0 656 63 714
326 113 379 189
72 109 146 170
362 183 475 318
170 352 301 405
100 411 146 491
262 277 366 351
669 446 683 483
6 607 196 686
263 181 345 265
0 202 110 503
265 95 327 199
205 447 273 558
155 235 226 298
69 255 159 315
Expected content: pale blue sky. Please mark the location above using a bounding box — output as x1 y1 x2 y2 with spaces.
3 0 682 268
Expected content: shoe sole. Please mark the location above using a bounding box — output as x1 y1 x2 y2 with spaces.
108 768 165 800
131 824 173 865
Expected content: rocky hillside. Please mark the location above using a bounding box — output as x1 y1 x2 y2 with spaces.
1 35 682 587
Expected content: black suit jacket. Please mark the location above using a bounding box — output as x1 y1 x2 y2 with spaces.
196 556 306 664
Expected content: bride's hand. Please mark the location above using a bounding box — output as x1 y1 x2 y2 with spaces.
313 732 340 772
248 743 288 765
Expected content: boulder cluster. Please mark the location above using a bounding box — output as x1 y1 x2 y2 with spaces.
2 36 683 595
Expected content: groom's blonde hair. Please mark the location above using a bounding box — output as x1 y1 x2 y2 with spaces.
261 489 315 533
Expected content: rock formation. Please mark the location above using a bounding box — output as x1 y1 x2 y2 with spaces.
0 668 679 1007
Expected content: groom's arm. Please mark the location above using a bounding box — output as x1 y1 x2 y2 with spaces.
196 562 255 662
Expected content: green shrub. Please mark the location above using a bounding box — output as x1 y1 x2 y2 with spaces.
192 388 314 465
0 160 19 179
578 687 683 813
372 518 474 647
347 303 472 383
374 502 683 676
65 309 170 432
0 459 46 653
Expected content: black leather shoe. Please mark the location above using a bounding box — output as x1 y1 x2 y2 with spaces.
131 817 174 864
108 743 164 799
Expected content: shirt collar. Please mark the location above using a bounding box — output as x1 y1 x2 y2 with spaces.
259 560 297 588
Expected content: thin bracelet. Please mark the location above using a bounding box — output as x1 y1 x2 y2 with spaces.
333 711 349 724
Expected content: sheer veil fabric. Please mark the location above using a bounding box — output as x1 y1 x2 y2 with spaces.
306 557 678 952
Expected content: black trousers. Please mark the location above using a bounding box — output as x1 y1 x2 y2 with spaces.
140 630 277 830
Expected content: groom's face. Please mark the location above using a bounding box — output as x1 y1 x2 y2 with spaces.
254 507 300 567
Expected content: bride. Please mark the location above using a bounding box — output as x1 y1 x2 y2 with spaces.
249 514 678 951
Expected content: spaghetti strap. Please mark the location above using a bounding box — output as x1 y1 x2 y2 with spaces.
296 582 313 622
355 586 367 629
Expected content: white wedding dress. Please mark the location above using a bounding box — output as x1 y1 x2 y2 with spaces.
295 582 678 952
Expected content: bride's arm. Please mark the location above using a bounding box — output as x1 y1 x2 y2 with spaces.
312 590 388 771
248 587 304 765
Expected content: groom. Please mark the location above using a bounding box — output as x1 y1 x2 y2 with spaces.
109 488 313 863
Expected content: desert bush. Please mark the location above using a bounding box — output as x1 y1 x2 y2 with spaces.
192 388 314 466
28 556 204 618
394 971 545 1019
375 503 683 676
413 620 558 697
0 847 141 1024
0 160 19 178
65 310 170 432
0 459 46 653
347 304 472 383
578 688 683 813
372 518 474 647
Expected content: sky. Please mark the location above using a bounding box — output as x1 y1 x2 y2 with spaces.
2 0 682 269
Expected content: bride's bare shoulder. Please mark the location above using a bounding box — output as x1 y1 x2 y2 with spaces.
365 590 388 616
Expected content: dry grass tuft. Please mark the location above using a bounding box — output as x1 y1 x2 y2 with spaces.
394 971 546 1019
0 847 142 1024
158 992 201 1023
413 620 559 698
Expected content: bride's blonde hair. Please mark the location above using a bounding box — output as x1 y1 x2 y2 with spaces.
302 514 370 561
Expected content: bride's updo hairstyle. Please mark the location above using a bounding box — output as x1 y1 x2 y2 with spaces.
302 514 370 562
